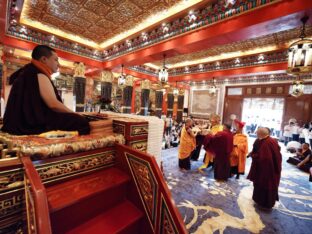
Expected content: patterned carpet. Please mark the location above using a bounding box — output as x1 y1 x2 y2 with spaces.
162 138 312 234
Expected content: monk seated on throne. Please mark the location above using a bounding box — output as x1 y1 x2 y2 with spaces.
2 45 90 136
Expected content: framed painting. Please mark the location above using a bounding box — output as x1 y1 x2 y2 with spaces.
189 88 220 117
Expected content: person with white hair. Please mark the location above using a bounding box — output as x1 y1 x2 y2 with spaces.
247 127 282 209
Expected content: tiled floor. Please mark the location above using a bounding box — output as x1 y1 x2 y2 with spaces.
162 139 312 234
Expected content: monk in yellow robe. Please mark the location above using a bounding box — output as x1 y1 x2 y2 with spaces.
198 114 223 171
230 119 248 179
178 118 196 170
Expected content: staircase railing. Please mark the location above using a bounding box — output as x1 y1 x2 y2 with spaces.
21 156 52 234
115 143 188 234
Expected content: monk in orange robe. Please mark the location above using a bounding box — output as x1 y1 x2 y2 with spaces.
178 118 196 170
247 127 282 209
198 114 223 172
230 119 248 179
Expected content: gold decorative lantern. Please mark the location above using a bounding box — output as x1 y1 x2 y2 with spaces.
287 16 312 75
290 78 305 98
118 64 126 86
159 54 168 83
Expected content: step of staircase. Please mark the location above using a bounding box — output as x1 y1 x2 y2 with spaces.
46 167 132 233
66 200 143 234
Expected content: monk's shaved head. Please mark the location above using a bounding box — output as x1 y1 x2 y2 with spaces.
185 118 193 127
256 127 270 139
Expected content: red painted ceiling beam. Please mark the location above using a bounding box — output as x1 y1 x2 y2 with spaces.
169 62 288 82
2 36 103 68
103 0 312 68
124 68 158 82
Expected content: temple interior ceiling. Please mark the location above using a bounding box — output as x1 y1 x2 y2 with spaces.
4 0 311 80
148 26 312 69
20 0 203 48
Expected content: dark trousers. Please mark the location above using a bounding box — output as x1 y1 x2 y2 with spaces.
299 138 305 144
191 145 201 161
179 156 191 170
292 134 299 142
284 136 291 146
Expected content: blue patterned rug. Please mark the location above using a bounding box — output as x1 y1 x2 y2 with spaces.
162 139 312 234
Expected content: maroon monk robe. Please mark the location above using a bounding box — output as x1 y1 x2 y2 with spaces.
247 137 282 208
204 129 233 180
2 63 90 135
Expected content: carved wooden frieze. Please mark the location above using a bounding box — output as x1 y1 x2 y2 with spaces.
0 169 24 192
160 195 179 234
126 153 158 229
36 151 116 183
113 123 126 136
130 140 147 152
130 125 148 137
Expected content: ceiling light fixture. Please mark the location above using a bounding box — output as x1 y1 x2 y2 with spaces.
287 15 311 97
159 54 168 83
208 78 217 96
288 16 312 74
118 64 126 86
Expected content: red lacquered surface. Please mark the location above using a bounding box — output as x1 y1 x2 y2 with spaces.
46 167 130 212
66 200 143 234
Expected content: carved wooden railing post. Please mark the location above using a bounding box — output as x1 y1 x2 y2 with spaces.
21 156 52 234
167 91 174 117
155 90 163 118
115 144 188 234
73 62 86 112
140 80 151 116
122 75 134 113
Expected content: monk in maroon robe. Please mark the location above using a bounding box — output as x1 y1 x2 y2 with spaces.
2 45 90 135
247 127 282 209
203 124 233 180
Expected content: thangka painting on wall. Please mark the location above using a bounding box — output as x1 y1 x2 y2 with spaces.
190 88 220 118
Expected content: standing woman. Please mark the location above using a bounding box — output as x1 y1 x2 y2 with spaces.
230 120 248 179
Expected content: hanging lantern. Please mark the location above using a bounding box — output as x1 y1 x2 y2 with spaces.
287 16 312 75
290 78 305 98
173 81 179 96
118 64 126 86
159 54 168 83
208 78 217 96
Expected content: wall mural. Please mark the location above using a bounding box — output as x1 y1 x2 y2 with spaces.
190 88 220 117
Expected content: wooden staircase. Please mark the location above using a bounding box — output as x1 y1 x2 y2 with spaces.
22 144 188 234
47 167 143 234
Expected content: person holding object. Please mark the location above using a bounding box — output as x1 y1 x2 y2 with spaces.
178 118 196 170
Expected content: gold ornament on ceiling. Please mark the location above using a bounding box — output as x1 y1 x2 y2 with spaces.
150 26 312 68
73 62 86 78
100 70 114 83
141 79 151 90
125 75 134 87
21 0 200 48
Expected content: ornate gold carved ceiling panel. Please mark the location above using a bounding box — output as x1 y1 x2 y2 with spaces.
151 26 312 68
22 0 185 45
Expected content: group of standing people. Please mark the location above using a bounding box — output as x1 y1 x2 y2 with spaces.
178 114 282 209
283 119 312 146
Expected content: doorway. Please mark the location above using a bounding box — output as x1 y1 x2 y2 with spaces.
241 98 285 137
